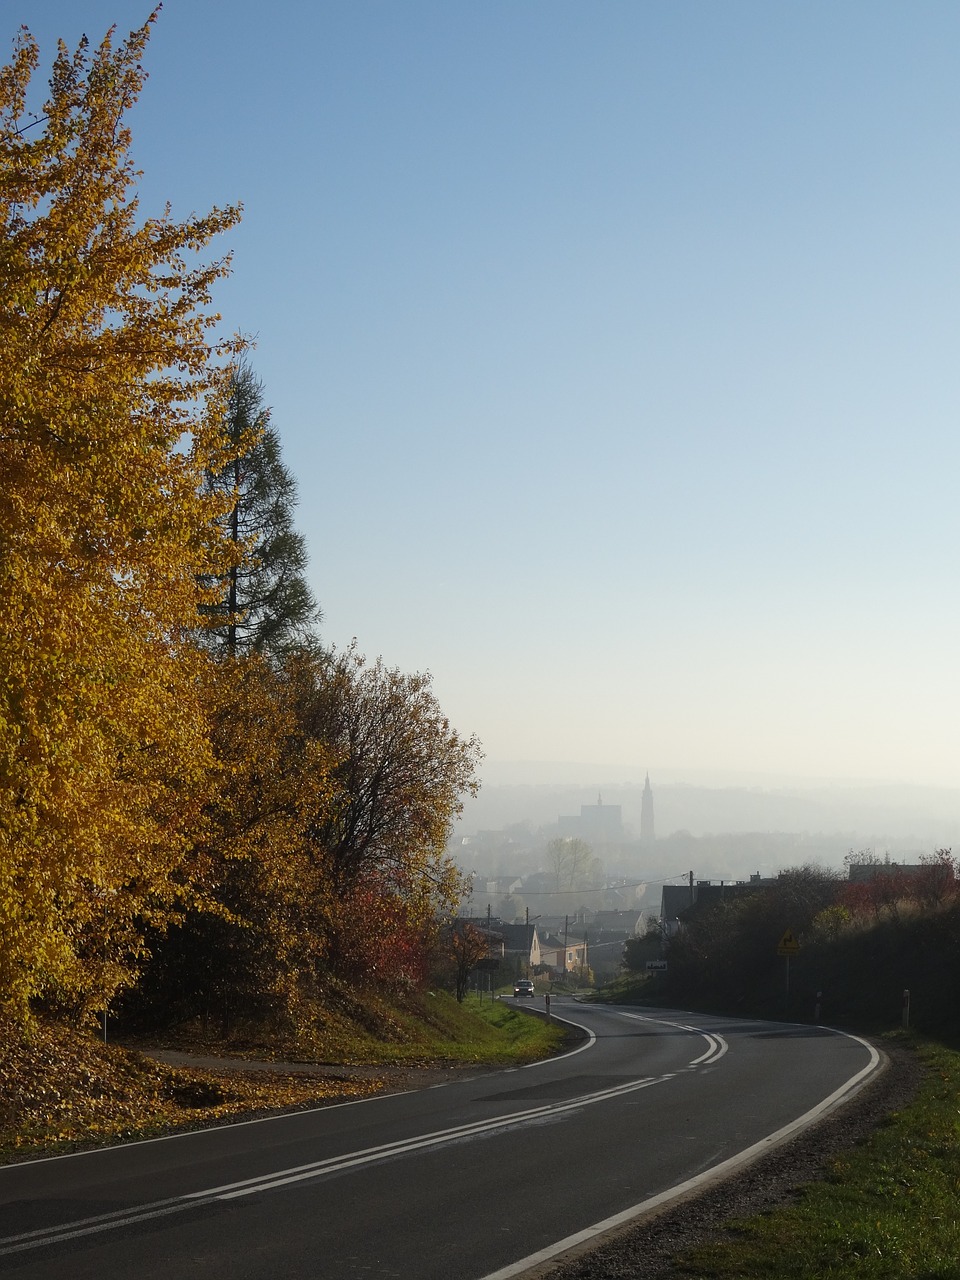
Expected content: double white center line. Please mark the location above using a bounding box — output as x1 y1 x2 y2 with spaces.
614 1010 729 1066
0 1074 672 1257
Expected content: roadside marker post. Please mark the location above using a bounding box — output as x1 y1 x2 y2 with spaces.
902 988 910 1030
544 994 551 1022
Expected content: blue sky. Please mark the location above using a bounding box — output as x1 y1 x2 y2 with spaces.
14 2 960 786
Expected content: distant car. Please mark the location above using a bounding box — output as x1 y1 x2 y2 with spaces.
513 979 535 998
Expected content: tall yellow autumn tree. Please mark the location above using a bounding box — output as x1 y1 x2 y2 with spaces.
0 14 241 1021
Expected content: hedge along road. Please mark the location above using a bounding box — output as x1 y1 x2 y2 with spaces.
0 999 879 1280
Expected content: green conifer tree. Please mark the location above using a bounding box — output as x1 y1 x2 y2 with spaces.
204 363 319 657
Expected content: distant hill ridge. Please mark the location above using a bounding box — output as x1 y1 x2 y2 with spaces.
458 772 960 848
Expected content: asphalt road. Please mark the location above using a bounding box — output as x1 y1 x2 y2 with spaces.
0 1000 879 1280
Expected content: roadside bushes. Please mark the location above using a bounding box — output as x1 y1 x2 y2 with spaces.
666 868 839 1016
662 860 960 1035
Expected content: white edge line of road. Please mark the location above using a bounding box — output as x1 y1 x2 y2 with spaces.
1 1007 598 1172
0 1081 424 1172
478 1025 882 1280
521 1008 596 1067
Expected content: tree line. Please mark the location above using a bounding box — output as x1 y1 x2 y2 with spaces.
629 853 960 1033
0 16 481 1036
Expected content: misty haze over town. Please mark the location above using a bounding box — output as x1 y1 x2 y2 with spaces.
452 765 960 935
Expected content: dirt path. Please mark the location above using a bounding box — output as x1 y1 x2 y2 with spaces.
137 1047 503 1094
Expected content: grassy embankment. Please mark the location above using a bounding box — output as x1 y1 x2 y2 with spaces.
0 990 563 1164
592 973 960 1278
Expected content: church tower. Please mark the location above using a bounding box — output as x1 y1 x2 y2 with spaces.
640 773 655 850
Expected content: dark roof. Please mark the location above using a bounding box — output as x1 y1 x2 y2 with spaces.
541 933 586 949
498 923 539 952
584 926 630 945
593 910 643 932
661 879 774 921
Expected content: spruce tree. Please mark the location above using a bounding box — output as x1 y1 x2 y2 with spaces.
205 363 319 657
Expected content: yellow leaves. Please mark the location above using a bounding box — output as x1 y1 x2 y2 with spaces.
0 16 242 1021
0 11 483 1039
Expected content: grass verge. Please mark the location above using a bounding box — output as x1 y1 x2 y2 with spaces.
461 994 567 1064
587 973 660 1005
677 1035 960 1279
285 987 565 1065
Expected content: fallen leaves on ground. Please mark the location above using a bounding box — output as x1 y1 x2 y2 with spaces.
0 1015 385 1162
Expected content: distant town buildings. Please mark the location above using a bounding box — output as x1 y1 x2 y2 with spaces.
846 861 928 882
558 794 623 843
455 916 591 979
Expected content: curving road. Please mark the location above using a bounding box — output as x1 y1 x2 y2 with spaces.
0 1000 879 1279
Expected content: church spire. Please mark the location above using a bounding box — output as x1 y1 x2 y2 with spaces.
640 773 655 850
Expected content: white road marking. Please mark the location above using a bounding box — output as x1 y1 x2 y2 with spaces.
0 1072 671 1256
689 1035 728 1065
1 1005 599 1173
0 1005 877 1271
610 1008 729 1065
521 1008 596 1066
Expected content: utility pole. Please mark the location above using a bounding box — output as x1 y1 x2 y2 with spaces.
563 914 569 979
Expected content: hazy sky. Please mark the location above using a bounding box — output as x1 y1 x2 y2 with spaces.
16 3 960 788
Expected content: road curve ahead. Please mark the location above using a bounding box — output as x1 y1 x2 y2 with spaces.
0 1001 878 1280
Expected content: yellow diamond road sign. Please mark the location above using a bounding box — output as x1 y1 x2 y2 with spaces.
777 929 800 956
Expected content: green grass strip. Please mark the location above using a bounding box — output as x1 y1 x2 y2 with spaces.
457 994 567 1063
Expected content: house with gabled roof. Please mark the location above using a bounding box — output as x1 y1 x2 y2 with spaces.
537 932 588 976
455 916 542 976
